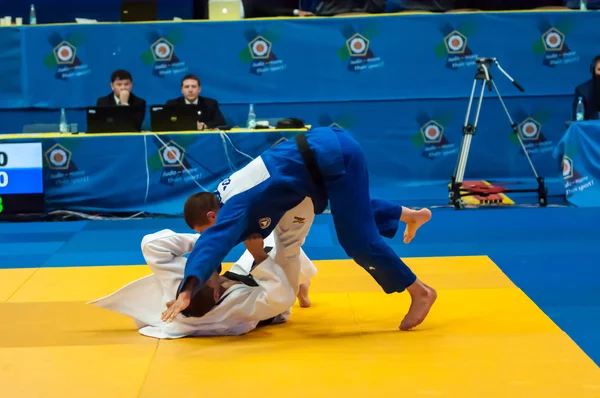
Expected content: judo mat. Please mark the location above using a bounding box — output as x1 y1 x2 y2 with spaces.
1 206 599 397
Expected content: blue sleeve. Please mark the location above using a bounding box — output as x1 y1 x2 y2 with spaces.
371 199 402 239
179 198 248 297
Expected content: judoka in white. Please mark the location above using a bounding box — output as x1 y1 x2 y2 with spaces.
89 198 316 338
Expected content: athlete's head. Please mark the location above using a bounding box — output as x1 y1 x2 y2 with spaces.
182 275 230 318
183 192 220 232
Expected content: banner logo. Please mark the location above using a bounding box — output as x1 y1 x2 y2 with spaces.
239 29 285 75
148 138 200 186
43 32 91 80
562 155 595 195
509 110 554 155
141 30 188 77
411 112 457 159
159 141 185 168
532 20 578 67
562 156 574 180
44 143 87 186
337 25 384 72
434 24 478 70
46 144 71 170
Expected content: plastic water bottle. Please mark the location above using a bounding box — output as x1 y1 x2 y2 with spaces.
29 4 37 25
580 0 588 10
576 97 585 121
247 104 256 129
59 108 69 133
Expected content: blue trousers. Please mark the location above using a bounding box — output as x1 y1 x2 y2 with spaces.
325 130 417 293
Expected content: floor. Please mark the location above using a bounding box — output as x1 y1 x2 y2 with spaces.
1 206 599 397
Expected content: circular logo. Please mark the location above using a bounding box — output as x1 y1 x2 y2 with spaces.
154 42 171 59
252 39 269 57
349 37 367 54
562 158 572 178
424 124 441 141
49 148 68 167
56 44 74 62
447 34 464 52
545 32 562 49
162 146 181 165
520 121 538 139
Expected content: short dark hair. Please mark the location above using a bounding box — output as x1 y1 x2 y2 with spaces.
111 69 132 83
181 283 226 318
181 74 200 87
183 192 220 229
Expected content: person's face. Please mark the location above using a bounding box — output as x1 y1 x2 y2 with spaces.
594 61 600 76
193 209 219 233
111 78 132 97
181 79 201 102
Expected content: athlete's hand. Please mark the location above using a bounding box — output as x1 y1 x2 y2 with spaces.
205 272 222 302
244 233 268 265
161 291 191 322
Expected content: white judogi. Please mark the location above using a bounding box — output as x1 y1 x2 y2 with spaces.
89 198 316 338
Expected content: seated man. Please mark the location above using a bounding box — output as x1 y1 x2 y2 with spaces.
573 55 600 121
166 74 226 130
89 203 316 338
96 69 147 131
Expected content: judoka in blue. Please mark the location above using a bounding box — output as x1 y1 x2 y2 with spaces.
165 126 437 331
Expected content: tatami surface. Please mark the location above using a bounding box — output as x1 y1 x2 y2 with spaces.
1 255 599 398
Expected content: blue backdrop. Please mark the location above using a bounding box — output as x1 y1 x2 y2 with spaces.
1 11 598 191
554 121 600 207
0 130 301 215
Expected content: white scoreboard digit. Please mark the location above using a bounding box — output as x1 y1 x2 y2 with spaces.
0 142 45 214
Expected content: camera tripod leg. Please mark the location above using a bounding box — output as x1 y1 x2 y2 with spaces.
491 80 547 206
450 80 487 209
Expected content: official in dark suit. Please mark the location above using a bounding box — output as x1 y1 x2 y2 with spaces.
96 69 147 131
165 74 226 130
573 55 600 121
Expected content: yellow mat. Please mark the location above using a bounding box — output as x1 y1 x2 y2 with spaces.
1 257 599 398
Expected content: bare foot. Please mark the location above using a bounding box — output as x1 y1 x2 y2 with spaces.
400 281 437 331
297 282 311 308
402 208 432 244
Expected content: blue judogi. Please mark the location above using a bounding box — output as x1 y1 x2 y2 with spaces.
181 127 417 296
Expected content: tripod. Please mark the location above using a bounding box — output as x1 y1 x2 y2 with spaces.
449 57 548 210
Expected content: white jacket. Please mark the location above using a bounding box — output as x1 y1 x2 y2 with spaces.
89 229 316 338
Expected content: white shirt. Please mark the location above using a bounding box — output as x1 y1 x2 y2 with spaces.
89 229 316 338
185 97 199 105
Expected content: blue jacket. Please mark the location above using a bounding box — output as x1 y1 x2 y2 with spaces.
180 126 400 296
181 127 344 294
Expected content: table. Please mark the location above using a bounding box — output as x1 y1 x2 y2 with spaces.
0 128 307 215
553 121 600 207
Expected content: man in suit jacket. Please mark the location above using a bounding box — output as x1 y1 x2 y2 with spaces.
165 74 226 130
96 69 147 132
573 56 600 121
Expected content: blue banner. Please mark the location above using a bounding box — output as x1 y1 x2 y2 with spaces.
1 11 598 192
1 12 598 108
0 130 303 215
554 121 600 207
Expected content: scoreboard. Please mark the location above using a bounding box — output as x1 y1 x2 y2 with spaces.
0 143 45 214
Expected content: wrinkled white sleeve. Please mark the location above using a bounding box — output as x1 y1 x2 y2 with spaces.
231 256 298 322
140 229 200 302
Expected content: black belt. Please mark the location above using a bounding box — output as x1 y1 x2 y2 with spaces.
295 132 327 214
